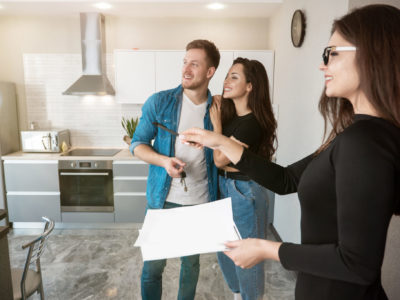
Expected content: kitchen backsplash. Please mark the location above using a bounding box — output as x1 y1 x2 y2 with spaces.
23 53 142 148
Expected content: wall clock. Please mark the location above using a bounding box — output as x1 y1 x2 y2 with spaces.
291 10 306 47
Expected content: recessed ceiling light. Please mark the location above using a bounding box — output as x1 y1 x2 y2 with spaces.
93 2 113 10
207 3 225 10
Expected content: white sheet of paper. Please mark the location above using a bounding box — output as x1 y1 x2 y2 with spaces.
134 197 241 261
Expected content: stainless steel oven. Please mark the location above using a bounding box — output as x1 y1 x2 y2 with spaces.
59 160 114 212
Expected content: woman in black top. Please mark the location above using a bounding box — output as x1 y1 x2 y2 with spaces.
210 58 277 300
180 4 400 300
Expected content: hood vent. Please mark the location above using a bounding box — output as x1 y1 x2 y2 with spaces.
63 13 115 96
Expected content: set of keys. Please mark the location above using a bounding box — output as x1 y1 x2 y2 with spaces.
180 171 188 192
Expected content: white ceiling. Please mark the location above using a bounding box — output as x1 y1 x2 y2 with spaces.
0 0 282 18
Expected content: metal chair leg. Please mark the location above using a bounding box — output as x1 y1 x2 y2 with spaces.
39 280 45 300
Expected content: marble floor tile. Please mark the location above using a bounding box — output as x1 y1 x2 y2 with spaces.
7 227 295 299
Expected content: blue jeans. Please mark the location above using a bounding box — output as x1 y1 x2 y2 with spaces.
217 176 268 300
141 202 200 300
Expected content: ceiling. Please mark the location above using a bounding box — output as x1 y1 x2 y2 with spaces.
0 0 282 18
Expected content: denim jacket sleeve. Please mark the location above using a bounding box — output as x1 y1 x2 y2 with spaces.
130 93 158 154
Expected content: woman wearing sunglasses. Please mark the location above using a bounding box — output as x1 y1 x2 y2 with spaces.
210 57 276 300
180 4 400 300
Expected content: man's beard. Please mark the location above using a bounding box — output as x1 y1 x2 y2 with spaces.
182 78 204 90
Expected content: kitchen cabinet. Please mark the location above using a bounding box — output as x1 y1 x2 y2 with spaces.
3 160 61 222
114 51 155 104
234 51 275 98
114 50 274 104
155 51 185 92
208 51 234 96
113 160 148 223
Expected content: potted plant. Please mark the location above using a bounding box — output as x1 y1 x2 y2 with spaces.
121 116 139 145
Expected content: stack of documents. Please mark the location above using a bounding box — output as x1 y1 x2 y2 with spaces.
134 197 241 261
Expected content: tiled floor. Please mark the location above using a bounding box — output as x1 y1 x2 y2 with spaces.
7 226 295 300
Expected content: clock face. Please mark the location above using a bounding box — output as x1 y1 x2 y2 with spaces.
291 10 305 47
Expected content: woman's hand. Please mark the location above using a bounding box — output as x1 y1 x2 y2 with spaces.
180 127 222 149
180 128 245 164
210 95 222 132
224 239 282 269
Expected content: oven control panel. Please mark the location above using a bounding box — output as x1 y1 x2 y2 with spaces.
59 160 113 170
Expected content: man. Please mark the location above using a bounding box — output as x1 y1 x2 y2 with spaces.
130 39 220 300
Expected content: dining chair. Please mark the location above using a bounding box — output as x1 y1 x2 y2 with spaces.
11 216 55 300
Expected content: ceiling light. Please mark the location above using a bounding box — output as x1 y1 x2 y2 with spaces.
93 2 112 10
0 4 4 9
207 3 225 10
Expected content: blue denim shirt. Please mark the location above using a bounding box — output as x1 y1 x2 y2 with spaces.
130 85 218 209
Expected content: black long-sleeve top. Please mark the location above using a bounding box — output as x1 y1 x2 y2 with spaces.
235 114 400 300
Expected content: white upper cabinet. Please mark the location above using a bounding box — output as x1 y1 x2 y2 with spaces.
208 51 234 96
114 50 274 104
155 51 185 92
234 51 274 99
114 50 155 104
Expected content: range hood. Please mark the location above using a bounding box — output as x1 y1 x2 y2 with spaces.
63 13 115 96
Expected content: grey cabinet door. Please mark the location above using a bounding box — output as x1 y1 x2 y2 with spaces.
114 195 147 223
7 193 61 222
4 161 59 191
113 178 147 193
113 162 149 176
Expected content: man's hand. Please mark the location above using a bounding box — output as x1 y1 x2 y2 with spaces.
163 157 186 178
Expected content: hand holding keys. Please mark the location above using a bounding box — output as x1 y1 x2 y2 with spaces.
180 171 188 192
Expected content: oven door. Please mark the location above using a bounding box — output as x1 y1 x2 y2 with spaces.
59 169 114 212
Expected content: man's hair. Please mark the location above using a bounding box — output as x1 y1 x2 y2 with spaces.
186 39 220 69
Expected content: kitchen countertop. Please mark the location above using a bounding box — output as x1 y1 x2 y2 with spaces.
1 148 140 161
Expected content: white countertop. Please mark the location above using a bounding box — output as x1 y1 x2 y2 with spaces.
1 148 140 161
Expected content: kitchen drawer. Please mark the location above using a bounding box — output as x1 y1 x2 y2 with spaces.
113 161 149 176
113 177 147 193
61 212 114 223
114 194 147 223
7 193 61 222
4 160 59 192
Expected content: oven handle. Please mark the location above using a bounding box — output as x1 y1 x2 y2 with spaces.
60 172 110 176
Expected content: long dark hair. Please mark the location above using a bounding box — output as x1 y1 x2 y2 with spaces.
220 57 277 160
317 4 400 214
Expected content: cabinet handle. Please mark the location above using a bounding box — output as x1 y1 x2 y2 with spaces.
60 172 110 176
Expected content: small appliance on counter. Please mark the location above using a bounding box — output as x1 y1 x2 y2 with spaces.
20 129 70 153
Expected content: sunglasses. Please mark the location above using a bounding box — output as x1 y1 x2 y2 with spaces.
322 46 357 65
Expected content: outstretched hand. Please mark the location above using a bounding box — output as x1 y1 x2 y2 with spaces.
179 127 222 150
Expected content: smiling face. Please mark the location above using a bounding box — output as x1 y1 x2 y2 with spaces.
223 63 252 101
181 48 214 90
320 31 361 102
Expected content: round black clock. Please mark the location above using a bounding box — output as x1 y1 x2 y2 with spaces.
291 10 306 47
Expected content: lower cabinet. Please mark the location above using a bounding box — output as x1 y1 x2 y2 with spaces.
113 160 148 223
114 194 147 223
7 193 61 222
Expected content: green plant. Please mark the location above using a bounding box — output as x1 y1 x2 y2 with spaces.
121 116 139 138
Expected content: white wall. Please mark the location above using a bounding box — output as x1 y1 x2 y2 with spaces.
268 0 349 243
